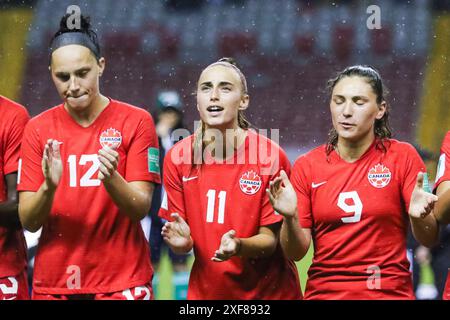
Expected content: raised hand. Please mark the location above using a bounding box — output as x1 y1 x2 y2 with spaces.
266 170 298 218
211 230 240 262
409 172 438 219
42 139 63 189
97 146 119 182
161 213 192 252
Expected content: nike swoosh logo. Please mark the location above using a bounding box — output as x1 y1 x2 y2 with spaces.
2 297 16 300
312 181 327 188
182 176 198 182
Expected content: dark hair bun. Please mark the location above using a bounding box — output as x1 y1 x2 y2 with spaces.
58 13 92 33
218 57 240 68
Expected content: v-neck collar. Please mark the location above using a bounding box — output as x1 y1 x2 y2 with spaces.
59 98 113 130
332 138 378 165
203 129 251 164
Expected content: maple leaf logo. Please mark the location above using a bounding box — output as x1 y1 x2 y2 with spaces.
99 128 122 149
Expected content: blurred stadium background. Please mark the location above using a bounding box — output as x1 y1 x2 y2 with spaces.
1 0 450 299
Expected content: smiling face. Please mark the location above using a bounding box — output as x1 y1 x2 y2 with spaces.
330 76 386 144
50 44 105 112
196 64 249 131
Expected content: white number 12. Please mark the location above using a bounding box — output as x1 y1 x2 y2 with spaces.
67 154 101 187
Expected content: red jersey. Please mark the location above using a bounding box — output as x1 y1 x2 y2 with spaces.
18 99 160 294
292 139 424 300
433 130 450 300
0 96 30 278
159 130 301 300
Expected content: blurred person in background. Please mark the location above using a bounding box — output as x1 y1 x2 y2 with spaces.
0 95 30 300
143 90 190 300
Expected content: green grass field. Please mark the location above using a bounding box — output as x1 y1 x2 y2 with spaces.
154 244 434 299
154 245 314 299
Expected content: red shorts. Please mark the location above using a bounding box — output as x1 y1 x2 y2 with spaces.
32 282 153 300
0 270 30 300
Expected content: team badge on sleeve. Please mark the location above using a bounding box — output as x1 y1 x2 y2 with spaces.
148 147 160 174
239 170 262 195
368 164 391 188
100 128 122 149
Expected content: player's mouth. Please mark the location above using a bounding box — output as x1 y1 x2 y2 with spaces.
339 122 356 129
67 93 88 102
207 105 224 115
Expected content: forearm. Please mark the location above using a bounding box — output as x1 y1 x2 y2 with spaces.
281 215 310 261
19 182 56 232
237 233 277 259
0 201 20 229
435 190 450 225
168 236 194 255
410 213 439 248
102 172 152 222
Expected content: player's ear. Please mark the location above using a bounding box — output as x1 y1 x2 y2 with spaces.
98 57 106 77
239 94 249 111
375 101 386 120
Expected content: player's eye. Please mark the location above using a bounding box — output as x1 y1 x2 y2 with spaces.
221 86 232 92
78 70 89 78
57 74 70 82
334 98 344 104
353 98 366 106
200 85 211 92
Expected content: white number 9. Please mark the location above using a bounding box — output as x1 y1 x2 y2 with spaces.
338 191 363 223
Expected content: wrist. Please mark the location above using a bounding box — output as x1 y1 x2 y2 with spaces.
283 210 298 222
235 238 242 256
185 236 194 252
43 180 57 193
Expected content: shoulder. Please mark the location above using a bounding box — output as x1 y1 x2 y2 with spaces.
0 96 29 119
441 131 450 149
26 105 62 130
384 139 418 155
249 130 289 160
166 134 194 163
110 99 153 120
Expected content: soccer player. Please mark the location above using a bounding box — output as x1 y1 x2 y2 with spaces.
159 58 302 299
427 132 450 300
267 65 437 300
0 95 30 300
146 91 190 299
17 14 160 300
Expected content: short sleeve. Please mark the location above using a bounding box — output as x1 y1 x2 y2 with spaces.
125 111 161 184
17 121 44 191
158 146 186 221
3 107 30 175
401 144 427 212
434 131 450 191
260 146 290 226
291 156 313 229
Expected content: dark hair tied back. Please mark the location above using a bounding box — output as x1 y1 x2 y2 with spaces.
326 65 392 155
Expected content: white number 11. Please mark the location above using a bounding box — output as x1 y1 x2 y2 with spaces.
206 189 226 224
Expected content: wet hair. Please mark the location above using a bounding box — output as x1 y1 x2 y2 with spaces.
49 14 101 64
193 57 251 165
326 65 392 155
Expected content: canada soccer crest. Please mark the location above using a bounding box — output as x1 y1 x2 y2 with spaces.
99 128 122 149
239 170 262 195
368 164 391 188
